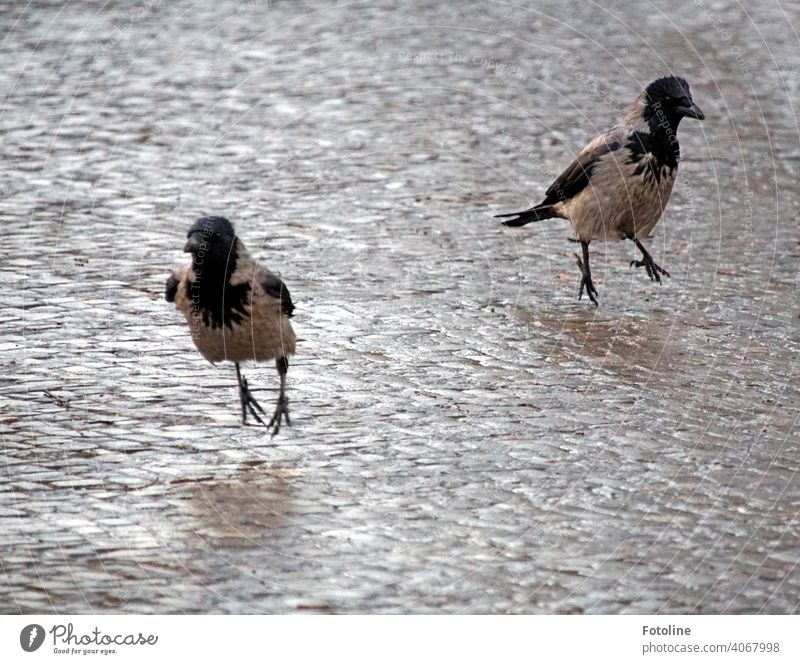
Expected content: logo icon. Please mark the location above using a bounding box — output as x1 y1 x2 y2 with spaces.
20 624 45 652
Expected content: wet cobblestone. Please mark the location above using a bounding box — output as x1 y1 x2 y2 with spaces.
1 1 799 613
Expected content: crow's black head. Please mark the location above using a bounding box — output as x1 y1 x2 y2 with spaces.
643 76 705 128
184 216 238 268
182 216 249 328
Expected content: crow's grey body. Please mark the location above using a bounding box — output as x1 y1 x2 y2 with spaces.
554 129 678 243
166 216 295 434
497 76 704 304
170 253 296 365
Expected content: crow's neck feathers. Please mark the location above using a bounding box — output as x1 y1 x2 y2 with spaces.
227 241 259 287
622 92 649 130
188 237 252 329
620 90 681 177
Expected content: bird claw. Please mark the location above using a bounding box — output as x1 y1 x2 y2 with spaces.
575 253 599 306
267 396 290 436
237 368 289 436
578 276 599 305
630 257 670 283
240 376 268 427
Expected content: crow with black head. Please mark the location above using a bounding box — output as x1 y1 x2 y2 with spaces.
497 75 705 304
166 216 296 434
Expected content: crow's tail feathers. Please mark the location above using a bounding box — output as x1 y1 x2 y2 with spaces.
495 204 558 227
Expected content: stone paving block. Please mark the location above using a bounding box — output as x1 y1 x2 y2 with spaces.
1 0 799 615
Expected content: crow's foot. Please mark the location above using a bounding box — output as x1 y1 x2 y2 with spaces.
632 241 670 283
267 395 290 436
575 252 599 306
630 256 669 283
239 375 268 427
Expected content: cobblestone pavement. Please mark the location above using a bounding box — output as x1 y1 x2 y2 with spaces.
1 1 799 613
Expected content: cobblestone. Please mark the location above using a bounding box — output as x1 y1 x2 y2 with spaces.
1 0 799 613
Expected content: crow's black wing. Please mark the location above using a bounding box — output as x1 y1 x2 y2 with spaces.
540 133 622 206
165 273 179 303
261 272 295 317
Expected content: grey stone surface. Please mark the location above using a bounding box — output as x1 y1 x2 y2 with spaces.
1 0 798 613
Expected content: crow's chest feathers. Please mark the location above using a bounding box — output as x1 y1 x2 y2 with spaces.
185 276 251 329
626 130 679 185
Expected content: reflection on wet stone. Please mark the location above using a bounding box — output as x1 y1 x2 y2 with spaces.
1 0 799 613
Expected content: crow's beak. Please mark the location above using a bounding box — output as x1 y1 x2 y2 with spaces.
183 232 202 253
678 100 705 120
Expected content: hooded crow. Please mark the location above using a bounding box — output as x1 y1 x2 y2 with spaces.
165 216 296 434
496 75 705 305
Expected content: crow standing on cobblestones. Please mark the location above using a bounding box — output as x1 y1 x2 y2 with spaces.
496 75 705 305
165 216 295 435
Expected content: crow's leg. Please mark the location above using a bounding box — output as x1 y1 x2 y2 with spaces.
267 356 291 436
631 238 670 283
235 362 267 426
575 240 599 306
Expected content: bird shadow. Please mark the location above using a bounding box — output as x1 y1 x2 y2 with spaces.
176 467 296 550
515 305 676 384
